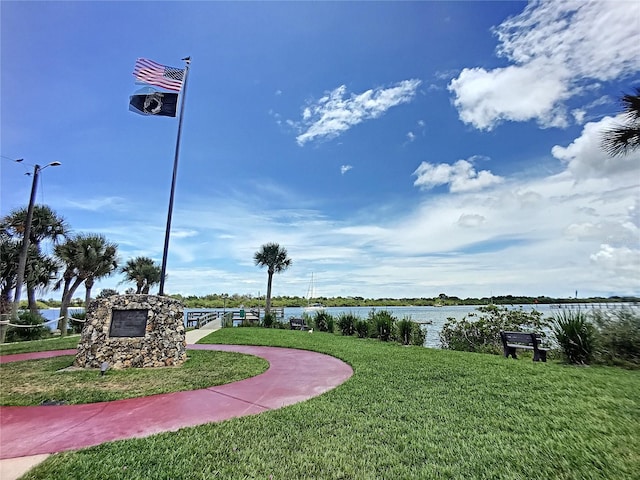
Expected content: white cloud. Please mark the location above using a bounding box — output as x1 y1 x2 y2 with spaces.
293 79 422 145
449 0 640 130
572 95 612 125
171 229 198 239
551 115 640 179
341 165 353 175
590 244 640 277
449 59 571 130
457 214 486 228
572 109 586 124
62 196 128 212
406 131 416 142
413 158 504 192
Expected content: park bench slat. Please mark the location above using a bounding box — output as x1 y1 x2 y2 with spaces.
500 330 549 362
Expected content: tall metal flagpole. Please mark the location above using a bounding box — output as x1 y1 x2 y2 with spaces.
159 56 191 296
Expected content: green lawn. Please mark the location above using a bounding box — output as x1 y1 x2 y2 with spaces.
0 335 81 355
17 328 640 479
0 349 268 405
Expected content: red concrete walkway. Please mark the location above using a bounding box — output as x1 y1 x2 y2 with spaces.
0 345 353 459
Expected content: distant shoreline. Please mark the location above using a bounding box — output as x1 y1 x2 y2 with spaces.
32 296 640 311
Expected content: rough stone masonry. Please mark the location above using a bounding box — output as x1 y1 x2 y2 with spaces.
74 294 187 369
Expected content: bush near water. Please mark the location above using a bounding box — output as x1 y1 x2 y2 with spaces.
438 304 639 368
439 304 550 355
298 308 425 346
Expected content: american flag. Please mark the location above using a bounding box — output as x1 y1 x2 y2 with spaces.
133 58 184 92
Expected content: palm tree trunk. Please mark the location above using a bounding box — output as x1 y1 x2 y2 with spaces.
27 285 38 315
0 288 11 315
58 277 72 334
59 277 83 336
0 289 10 343
265 271 273 314
84 277 94 310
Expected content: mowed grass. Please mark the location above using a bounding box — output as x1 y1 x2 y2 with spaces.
19 328 640 479
0 349 267 406
0 335 81 355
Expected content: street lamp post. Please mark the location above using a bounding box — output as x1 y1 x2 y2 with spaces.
10 162 61 324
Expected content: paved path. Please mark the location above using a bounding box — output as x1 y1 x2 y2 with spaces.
0 343 353 475
185 317 221 344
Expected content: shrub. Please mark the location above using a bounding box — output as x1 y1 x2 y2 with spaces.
355 319 369 338
263 312 274 328
439 305 549 354
410 321 427 346
313 311 334 333
96 288 119 299
553 310 598 365
5 311 47 342
272 320 288 330
397 318 413 345
337 313 358 336
395 317 426 346
327 315 335 333
591 308 640 367
70 311 86 334
368 310 396 342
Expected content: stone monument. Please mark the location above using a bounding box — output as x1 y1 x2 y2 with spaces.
74 294 187 369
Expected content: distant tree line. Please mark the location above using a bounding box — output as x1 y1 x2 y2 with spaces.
158 293 639 310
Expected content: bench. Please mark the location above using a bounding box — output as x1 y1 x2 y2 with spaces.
500 331 549 362
289 318 308 330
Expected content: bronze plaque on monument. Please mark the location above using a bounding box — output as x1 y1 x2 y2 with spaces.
109 309 148 337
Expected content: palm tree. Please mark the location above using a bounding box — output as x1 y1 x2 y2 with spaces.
1 205 68 312
81 239 118 308
121 257 162 294
1 243 57 341
0 233 20 342
602 88 640 157
254 242 292 314
24 246 59 315
0 233 20 316
2 205 68 245
54 234 118 336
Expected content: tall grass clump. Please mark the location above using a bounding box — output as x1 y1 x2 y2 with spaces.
440 305 548 354
312 311 334 333
397 318 413 345
368 309 396 341
553 309 597 365
592 308 640 367
336 312 358 336
397 317 426 346
355 319 369 338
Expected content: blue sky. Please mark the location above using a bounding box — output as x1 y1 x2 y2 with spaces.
2 1 639 300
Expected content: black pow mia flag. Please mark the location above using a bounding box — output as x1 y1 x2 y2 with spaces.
129 87 178 117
